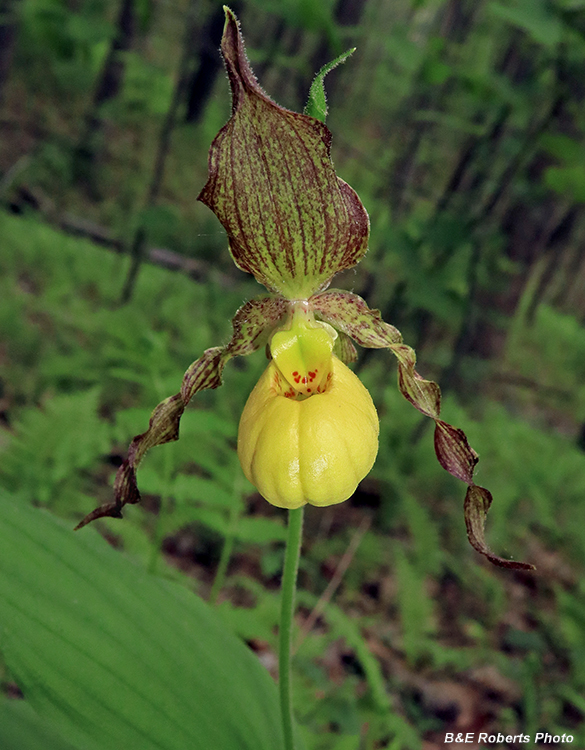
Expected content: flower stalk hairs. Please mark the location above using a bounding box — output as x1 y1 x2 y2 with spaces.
76 7 533 571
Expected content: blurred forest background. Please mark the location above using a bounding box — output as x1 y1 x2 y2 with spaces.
2 0 585 747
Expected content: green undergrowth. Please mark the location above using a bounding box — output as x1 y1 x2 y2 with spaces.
1 211 585 748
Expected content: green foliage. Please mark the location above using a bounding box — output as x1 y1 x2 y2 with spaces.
4 0 585 743
18 0 114 89
488 0 564 47
118 52 174 117
217 578 281 642
0 388 109 508
294 591 421 749
544 166 585 201
2 180 585 746
0 700 80 750
394 548 436 665
0 211 266 554
257 0 338 37
0 494 286 750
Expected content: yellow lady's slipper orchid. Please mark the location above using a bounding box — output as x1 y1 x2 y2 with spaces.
238 355 378 509
75 8 533 570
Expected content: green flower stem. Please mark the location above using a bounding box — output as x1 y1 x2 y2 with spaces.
279 506 304 750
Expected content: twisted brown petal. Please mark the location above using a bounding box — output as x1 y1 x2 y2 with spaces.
311 289 535 570
75 296 287 529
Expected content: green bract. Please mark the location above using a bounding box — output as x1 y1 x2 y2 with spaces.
77 8 533 571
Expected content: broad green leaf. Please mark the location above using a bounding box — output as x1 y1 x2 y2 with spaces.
0 495 285 750
304 48 355 123
0 700 80 750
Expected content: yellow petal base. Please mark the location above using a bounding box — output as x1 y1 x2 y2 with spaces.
237 356 379 509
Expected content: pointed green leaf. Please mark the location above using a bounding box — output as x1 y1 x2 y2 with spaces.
198 9 369 298
304 48 356 123
77 296 286 528
0 496 286 750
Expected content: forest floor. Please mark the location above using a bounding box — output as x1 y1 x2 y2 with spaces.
1 210 585 750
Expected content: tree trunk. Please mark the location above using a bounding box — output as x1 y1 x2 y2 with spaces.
120 0 199 303
74 0 136 193
0 0 19 103
525 206 579 325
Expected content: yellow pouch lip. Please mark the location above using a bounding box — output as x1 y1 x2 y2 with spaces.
237 356 379 509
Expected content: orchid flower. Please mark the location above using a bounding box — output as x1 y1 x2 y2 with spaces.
76 8 532 574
